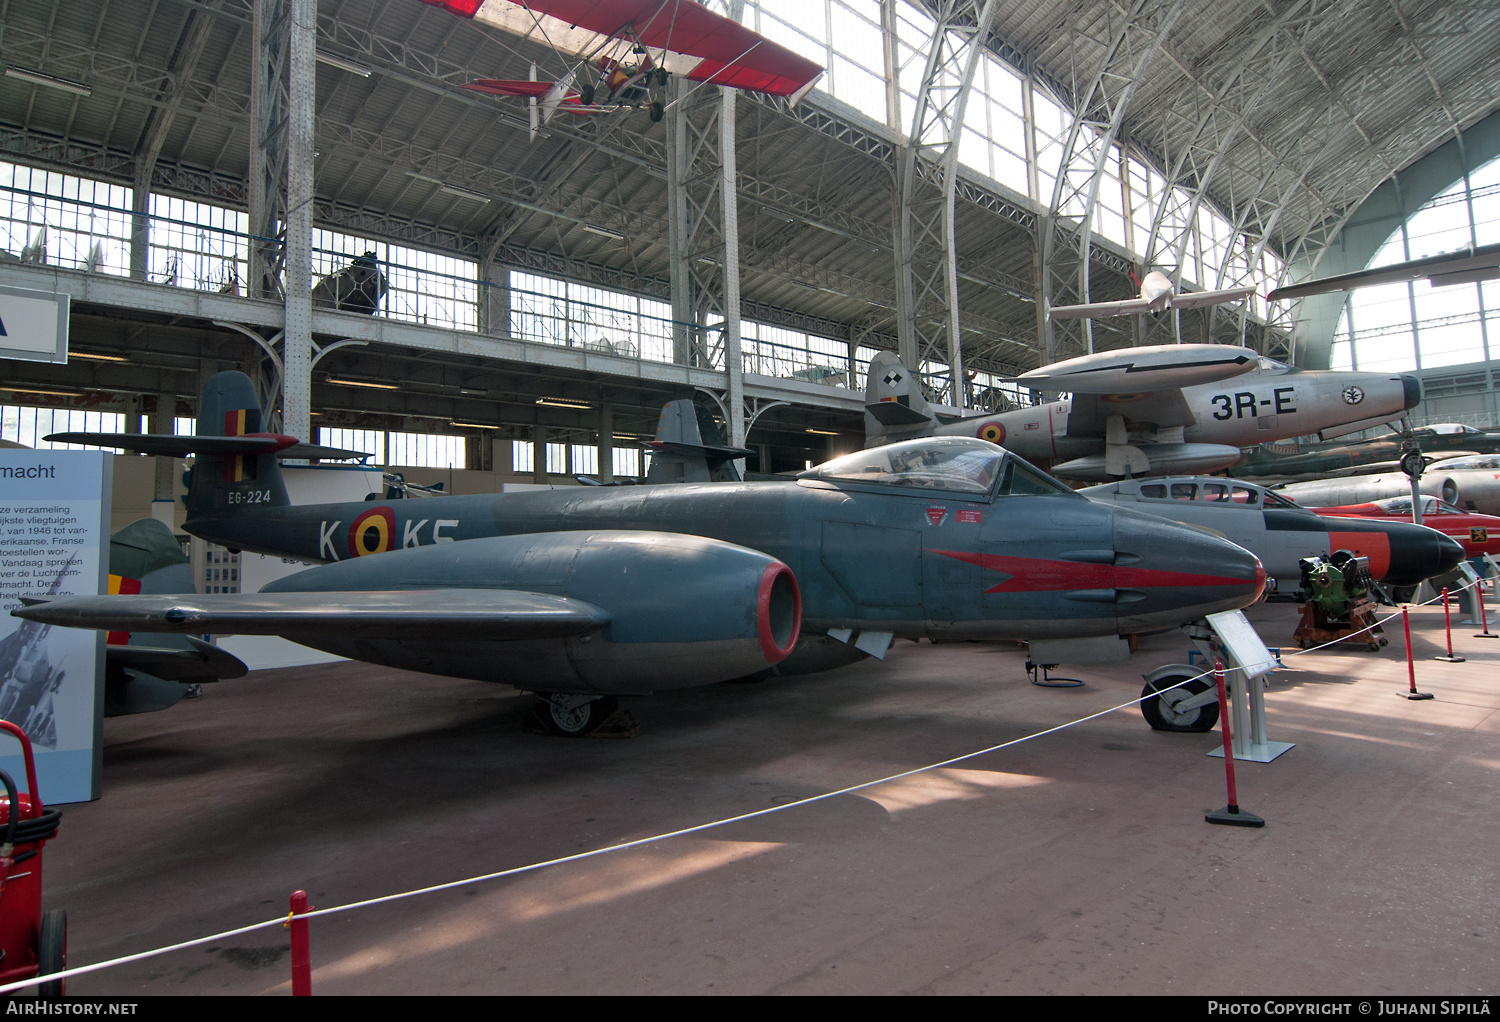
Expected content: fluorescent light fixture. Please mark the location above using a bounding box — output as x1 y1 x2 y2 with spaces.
68 351 128 363
405 171 445 186
326 377 399 391
5 66 92 98
535 397 593 410
450 421 499 429
439 183 491 203
7 386 81 397
459 388 488 396
582 224 624 240
315 50 373 77
805 428 840 436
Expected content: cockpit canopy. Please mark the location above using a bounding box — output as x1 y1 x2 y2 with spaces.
802 437 1078 499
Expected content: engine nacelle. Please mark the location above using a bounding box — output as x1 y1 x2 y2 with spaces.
264 530 801 695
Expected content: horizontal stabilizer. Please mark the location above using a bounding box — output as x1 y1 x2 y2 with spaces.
648 440 755 463
44 432 367 461
16 590 612 640
108 635 249 681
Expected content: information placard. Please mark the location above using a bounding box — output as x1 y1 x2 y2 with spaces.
0 451 110 802
0 284 70 364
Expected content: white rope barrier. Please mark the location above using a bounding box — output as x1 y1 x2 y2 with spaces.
4 575 1489 994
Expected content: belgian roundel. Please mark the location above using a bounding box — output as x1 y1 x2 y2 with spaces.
978 421 1005 445
348 507 396 556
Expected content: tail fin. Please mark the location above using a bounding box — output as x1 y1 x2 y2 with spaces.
864 351 937 446
185 372 291 520
645 399 754 483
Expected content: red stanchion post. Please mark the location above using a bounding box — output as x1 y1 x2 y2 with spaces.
1205 659 1264 828
1435 587 1464 663
289 890 312 996
1400 605 1434 700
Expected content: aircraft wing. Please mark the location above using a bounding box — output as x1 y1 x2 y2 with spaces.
1066 390 1197 435
1047 297 1155 321
1169 285 1256 310
416 0 824 101
1269 241 1500 300
17 590 611 640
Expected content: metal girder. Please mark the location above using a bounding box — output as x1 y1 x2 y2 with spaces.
249 0 290 300
1040 0 1184 364
894 0 1003 407
1133 0 1319 348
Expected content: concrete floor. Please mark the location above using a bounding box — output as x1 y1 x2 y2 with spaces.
42 598 1500 995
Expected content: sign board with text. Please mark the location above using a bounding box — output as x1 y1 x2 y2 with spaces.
0 451 110 802
0 284 70 364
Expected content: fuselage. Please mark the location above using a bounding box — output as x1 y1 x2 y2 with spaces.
1080 476 1464 588
189 447 1266 642
931 364 1420 470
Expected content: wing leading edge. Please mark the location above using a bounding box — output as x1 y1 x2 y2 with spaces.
17 590 612 640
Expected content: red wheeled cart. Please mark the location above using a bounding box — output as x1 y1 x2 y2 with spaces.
0 720 65 996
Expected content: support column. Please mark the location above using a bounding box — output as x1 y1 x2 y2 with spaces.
532 425 548 486
281 0 316 447
720 86 744 451
597 405 614 484
478 255 511 337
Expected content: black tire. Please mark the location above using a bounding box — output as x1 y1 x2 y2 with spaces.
1140 676 1220 733
649 101 665 123
38 908 65 997
534 694 618 736
654 67 669 87
580 83 595 105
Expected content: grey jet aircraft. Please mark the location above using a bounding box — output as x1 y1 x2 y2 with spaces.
21 372 1267 735
865 346 1422 481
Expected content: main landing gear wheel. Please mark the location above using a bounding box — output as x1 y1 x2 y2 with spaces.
649 100 665 122
654 67 669 87
1140 676 1219 733
580 83 596 105
525 694 639 738
38 908 66 997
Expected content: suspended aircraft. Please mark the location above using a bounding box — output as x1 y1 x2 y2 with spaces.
864 346 1422 481
22 372 1266 736
1048 270 1254 320
1267 242 1500 302
415 0 823 135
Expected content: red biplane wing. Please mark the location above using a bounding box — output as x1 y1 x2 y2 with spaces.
416 0 824 102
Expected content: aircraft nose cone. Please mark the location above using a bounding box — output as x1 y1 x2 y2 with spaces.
1386 527 1465 586
1111 507 1265 633
1402 374 1423 410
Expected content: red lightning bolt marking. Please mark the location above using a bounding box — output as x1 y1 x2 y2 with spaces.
931 549 1259 593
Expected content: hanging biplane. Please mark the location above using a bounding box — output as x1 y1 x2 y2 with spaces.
415 0 824 135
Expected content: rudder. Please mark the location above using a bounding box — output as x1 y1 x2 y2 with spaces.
185 372 291 519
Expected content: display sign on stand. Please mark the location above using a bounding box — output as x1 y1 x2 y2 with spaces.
0 450 110 802
1200 609 1294 764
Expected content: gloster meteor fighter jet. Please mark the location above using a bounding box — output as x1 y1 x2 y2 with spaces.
21 373 1266 735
